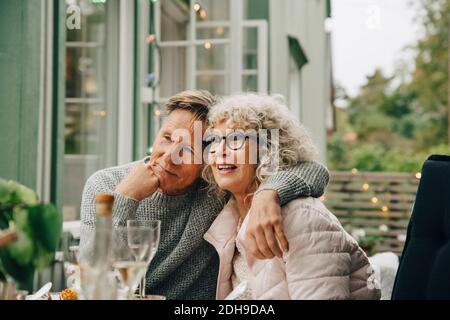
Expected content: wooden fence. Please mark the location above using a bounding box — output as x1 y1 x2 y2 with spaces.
322 171 420 255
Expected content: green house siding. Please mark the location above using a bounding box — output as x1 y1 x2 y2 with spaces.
246 0 269 20
0 0 43 190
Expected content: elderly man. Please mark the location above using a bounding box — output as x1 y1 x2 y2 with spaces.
80 90 329 299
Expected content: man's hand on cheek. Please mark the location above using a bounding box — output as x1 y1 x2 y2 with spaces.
246 189 289 259
115 159 160 201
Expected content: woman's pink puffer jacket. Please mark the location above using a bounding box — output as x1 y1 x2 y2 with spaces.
204 197 381 300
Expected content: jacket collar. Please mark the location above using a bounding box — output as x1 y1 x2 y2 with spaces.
204 198 258 267
204 198 241 252
235 213 257 268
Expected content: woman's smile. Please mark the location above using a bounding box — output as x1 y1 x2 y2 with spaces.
215 163 238 174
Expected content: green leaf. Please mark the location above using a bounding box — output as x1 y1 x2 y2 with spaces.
28 204 62 252
0 249 35 292
13 207 30 233
8 181 38 205
33 243 55 270
6 230 34 265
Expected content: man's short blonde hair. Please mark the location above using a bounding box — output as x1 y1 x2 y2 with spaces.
163 90 217 122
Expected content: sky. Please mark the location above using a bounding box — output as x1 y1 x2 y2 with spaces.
330 0 422 100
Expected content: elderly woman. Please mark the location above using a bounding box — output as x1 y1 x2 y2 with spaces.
202 93 381 300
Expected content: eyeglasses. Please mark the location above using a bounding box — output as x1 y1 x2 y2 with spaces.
204 131 258 152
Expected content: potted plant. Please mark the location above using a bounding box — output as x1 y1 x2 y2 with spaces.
0 179 62 294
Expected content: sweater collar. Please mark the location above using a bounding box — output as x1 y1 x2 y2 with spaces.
148 180 199 208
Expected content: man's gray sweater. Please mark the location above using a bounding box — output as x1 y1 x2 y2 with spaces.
79 160 329 299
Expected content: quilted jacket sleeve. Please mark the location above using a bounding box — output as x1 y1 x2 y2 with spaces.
281 199 370 300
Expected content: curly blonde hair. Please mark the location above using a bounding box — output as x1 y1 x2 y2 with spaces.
202 93 318 198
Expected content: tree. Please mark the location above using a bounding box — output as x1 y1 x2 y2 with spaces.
327 0 450 172
407 0 450 147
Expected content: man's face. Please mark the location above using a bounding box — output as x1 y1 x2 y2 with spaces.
149 109 205 195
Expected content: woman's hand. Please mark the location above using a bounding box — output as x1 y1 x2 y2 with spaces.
246 190 289 259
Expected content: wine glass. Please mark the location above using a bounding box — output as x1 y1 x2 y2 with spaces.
112 227 150 300
126 220 161 299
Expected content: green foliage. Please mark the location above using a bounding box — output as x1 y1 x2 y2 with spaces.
357 234 382 257
349 144 386 172
0 179 62 292
328 1 450 172
406 0 450 147
326 133 349 170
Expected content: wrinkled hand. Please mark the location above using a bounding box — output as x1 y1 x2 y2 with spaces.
246 190 289 259
115 159 160 201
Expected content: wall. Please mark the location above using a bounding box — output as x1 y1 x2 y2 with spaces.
269 0 329 163
0 0 43 189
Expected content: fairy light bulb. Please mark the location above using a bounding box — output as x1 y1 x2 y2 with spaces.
147 74 155 83
199 8 207 19
146 34 156 43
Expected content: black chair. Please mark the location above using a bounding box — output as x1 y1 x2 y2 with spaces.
392 155 450 299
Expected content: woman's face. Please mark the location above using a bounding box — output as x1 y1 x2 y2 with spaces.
208 120 258 196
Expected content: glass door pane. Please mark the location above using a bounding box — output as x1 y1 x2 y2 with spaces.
241 21 268 93
63 0 119 221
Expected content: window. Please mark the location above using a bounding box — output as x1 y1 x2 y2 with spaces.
63 0 119 220
139 0 268 148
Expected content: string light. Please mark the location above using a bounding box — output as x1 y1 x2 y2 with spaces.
362 183 370 191
154 109 161 117
147 73 155 83
415 172 421 179
199 8 207 19
371 196 378 204
216 27 225 35
92 111 106 117
194 2 201 11
146 34 156 43
204 42 212 49
351 168 358 174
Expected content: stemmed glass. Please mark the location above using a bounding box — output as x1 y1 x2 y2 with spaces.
112 227 151 300
126 220 161 299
